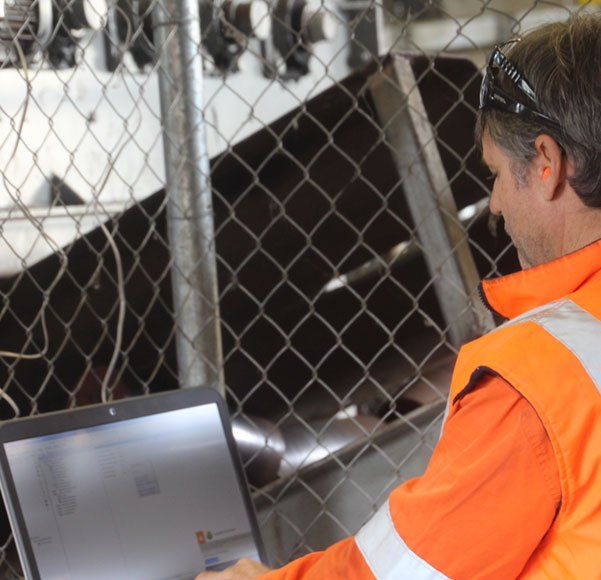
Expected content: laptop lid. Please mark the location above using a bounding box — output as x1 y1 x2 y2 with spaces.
0 387 267 579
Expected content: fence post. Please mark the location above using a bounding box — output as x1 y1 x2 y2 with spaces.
152 0 225 393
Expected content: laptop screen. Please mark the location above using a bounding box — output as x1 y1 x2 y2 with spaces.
3 403 260 580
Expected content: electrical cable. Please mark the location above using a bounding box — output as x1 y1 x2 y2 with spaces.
0 41 71 416
0 44 69 358
96 220 126 404
0 7 134 407
91 5 136 403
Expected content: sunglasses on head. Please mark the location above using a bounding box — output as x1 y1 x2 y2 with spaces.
479 39 563 133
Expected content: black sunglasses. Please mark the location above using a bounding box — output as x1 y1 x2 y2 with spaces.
479 40 563 133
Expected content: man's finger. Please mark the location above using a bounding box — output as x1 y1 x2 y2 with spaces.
195 558 270 579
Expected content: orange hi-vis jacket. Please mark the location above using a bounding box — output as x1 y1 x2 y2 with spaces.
448 241 601 578
261 239 601 579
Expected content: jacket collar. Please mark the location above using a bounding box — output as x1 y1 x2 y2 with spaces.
480 239 601 320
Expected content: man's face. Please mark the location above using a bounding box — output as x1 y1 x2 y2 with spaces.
481 131 551 269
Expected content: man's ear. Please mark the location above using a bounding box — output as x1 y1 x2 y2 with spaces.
533 134 565 201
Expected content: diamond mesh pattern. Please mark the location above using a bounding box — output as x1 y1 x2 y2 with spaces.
0 0 593 574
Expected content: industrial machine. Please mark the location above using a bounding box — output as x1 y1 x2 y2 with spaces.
0 0 582 571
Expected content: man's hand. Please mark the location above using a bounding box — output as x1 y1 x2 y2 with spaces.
195 558 270 580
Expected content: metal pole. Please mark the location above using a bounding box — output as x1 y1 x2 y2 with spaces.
153 0 225 393
369 55 495 347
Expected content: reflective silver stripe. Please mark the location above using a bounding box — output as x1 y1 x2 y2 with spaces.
438 395 451 440
497 299 563 332
532 299 601 394
355 500 449 579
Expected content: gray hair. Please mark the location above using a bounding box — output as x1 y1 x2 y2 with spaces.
476 13 601 208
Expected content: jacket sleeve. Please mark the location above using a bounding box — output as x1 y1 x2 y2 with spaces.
260 537 374 580
260 375 561 580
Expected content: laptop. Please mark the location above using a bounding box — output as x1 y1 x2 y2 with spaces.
0 387 267 579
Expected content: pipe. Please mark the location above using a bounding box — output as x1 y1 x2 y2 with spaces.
152 0 225 393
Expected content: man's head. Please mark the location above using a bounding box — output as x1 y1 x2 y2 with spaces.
476 13 601 269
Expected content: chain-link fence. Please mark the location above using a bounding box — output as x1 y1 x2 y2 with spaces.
0 0 597 575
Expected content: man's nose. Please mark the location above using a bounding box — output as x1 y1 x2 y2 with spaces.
489 188 502 216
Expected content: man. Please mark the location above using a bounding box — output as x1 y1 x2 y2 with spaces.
198 13 601 579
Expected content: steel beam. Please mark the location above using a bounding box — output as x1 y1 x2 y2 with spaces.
369 55 495 347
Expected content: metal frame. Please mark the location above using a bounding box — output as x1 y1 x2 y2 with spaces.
369 55 495 347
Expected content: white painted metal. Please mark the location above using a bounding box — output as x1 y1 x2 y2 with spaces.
0 0 582 275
